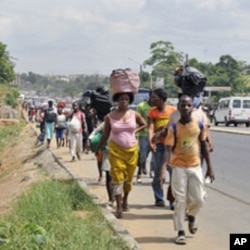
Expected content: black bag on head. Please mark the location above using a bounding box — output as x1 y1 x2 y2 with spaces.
174 65 207 97
83 87 112 121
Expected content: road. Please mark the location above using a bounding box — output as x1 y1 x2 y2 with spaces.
210 130 250 205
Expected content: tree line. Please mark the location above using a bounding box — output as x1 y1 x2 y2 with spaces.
1 40 250 101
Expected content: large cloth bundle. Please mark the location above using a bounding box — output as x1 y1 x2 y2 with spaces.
82 87 112 121
174 65 207 97
110 68 140 94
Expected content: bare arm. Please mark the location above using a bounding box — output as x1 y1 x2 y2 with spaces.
135 112 147 134
148 117 156 151
82 117 88 134
160 145 172 187
206 128 214 152
200 139 215 182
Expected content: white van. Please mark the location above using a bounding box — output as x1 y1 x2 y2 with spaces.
214 96 250 127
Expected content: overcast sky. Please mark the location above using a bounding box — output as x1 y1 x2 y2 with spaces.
1 0 250 76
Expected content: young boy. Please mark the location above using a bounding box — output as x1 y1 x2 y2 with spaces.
161 95 215 245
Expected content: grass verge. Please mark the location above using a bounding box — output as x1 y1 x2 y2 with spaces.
0 180 129 250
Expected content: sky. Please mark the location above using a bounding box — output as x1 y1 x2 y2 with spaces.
1 0 250 76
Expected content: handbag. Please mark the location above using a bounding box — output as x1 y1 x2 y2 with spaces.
68 116 81 133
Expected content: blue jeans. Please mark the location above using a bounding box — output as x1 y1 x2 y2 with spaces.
152 143 165 203
137 136 150 175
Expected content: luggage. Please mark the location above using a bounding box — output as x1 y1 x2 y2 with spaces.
174 65 207 97
83 87 112 121
110 68 140 94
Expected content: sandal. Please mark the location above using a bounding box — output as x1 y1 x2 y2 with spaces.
187 215 198 234
115 211 123 219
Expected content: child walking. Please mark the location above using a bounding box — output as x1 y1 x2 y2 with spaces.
161 94 215 245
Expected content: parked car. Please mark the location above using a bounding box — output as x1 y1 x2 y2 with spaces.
214 96 250 127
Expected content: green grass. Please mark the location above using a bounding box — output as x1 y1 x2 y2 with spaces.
0 180 129 250
0 125 23 151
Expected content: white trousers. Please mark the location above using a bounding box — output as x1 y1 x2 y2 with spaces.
70 132 82 157
171 165 206 231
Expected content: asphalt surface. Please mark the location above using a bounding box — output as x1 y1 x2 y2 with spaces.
37 124 250 250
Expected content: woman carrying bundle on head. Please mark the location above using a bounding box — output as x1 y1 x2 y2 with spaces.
95 68 147 219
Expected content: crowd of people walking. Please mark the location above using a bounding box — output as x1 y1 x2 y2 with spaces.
22 66 215 245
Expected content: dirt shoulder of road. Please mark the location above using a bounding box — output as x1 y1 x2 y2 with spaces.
0 123 72 216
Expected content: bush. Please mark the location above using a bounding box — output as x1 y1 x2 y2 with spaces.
4 88 19 108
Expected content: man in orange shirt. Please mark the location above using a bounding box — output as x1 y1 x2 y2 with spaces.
148 88 176 207
161 95 215 245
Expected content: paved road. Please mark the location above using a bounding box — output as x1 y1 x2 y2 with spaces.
42 124 250 250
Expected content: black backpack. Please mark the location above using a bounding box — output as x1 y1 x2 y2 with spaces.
174 65 207 97
45 107 57 123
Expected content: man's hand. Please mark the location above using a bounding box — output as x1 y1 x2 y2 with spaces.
205 168 215 182
149 142 156 152
160 168 166 188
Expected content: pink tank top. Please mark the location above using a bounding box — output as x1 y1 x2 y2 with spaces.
109 111 137 149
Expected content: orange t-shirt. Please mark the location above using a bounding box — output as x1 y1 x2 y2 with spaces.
148 105 176 143
164 119 207 167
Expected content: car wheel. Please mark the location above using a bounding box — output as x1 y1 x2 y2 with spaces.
246 123 250 127
234 123 238 127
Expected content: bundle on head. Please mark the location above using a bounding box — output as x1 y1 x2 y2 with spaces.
82 87 112 121
174 65 207 98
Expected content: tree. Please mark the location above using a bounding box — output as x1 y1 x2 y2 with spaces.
0 42 15 84
143 40 184 97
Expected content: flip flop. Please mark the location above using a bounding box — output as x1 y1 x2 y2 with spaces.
115 211 122 219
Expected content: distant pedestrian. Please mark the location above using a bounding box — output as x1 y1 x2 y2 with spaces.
161 94 215 245
44 100 57 149
55 108 66 148
68 102 88 161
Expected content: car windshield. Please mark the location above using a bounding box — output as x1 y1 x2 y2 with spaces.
133 93 149 105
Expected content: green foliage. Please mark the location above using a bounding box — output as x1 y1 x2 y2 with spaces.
14 39 250 100
19 73 110 98
0 42 15 85
143 41 185 97
4 88 19 108
0 180 129 250
143 40 250 99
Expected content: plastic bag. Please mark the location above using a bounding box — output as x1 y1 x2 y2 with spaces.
68 115 81 133
90 131 106 152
